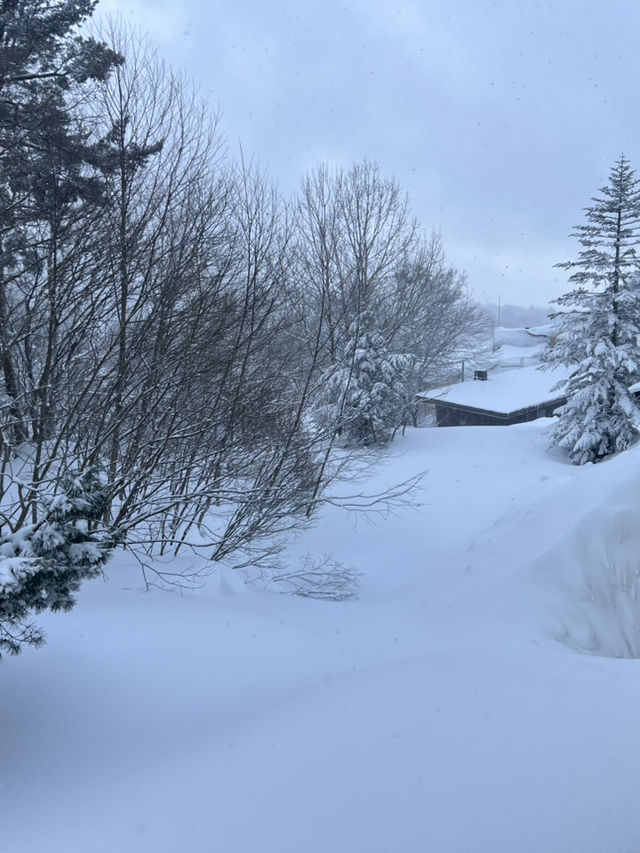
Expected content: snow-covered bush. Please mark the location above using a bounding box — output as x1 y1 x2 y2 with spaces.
0 469 116 656
249 553 361 601
316 318 413 447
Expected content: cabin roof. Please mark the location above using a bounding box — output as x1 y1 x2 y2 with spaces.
418 365 568 416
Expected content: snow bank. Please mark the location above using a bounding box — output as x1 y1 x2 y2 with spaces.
529 486 640 658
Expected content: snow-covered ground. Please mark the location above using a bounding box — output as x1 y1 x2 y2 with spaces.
4 419 640 852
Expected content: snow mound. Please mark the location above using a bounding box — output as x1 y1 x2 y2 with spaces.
540 491 640 658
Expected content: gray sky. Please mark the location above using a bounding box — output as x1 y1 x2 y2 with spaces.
97 0 640 307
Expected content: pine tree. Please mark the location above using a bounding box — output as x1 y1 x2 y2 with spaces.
545 155 640 464
0 0 122 445
0 2 121 654
316 315 412 447
0 469 116 655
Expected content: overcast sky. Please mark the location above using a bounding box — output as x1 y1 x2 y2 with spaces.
96 0 640 307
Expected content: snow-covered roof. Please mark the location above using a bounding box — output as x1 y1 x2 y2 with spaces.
489 342 546 369
493 325 553 348
419 365 568 415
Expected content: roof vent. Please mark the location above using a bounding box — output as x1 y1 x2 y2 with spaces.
474 369 488 381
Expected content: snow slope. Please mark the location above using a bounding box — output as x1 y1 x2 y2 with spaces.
4 420 640 852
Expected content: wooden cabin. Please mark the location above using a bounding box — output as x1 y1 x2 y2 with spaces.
417 366 568 427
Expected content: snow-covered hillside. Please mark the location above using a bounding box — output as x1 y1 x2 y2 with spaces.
4 420 640 853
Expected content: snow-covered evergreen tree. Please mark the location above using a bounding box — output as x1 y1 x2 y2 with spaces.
0 469 116 656
545 155 640 464
316 315 413 447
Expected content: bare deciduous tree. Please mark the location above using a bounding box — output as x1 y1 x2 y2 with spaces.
292 160 489 441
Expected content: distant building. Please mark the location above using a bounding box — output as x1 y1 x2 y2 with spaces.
490 324 554 369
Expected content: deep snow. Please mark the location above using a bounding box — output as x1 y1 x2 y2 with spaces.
3 419 640 852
